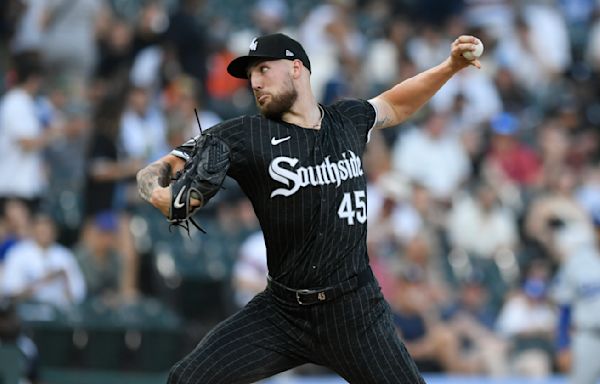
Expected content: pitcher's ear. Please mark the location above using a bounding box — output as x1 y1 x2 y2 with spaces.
292 59 304 78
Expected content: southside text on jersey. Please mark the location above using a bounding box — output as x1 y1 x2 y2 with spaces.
269 151 364 197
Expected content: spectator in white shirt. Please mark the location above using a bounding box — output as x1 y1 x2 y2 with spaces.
391 111 470 202
1 213 85 309
120 85 169 164
0 52 62 208
496 261 556 377
495 8 571 97
448 182 518 260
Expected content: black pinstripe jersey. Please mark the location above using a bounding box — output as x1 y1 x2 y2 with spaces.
172 99 376 288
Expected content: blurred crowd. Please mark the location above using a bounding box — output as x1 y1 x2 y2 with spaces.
1 0 600 381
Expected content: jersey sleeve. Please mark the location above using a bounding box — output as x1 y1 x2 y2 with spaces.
170 117 246 179
331 99 377 143
170 137 199 161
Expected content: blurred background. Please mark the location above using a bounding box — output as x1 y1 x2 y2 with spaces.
1 0 600 383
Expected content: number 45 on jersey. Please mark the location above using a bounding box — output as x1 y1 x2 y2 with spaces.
338 190 367 225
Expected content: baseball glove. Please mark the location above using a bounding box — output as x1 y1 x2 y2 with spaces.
169 133 231 233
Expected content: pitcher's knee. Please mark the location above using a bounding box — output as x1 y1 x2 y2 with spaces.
167 356 231 384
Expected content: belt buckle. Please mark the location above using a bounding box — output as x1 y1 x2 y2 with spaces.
295 289 328 305
296 289 312 305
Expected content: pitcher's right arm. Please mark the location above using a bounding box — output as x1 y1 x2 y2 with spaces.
136 154 186 216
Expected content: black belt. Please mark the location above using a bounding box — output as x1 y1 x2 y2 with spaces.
267 268 374 305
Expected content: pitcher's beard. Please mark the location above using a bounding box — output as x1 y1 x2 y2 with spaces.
257 82 298 121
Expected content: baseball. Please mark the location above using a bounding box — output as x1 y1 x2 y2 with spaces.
463 39 484 61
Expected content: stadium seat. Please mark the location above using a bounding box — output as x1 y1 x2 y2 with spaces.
0 345 24 384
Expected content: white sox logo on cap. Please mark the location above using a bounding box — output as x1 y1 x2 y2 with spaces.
227 33 311 79
249 38 258 51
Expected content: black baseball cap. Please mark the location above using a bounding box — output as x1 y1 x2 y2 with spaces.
227 33 311 79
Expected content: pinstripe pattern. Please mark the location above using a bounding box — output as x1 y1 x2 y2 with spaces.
168 285 424 384
315 284 425 383
168 292 310 384
169 99 425 383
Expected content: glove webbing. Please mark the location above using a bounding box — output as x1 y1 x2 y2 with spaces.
166 144 226 236
167 111 227 236
169 216 206 235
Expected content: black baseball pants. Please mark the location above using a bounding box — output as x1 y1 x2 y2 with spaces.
167 281 425 383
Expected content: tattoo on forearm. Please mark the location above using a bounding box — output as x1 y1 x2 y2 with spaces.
137 162 172 202
158 163 173 187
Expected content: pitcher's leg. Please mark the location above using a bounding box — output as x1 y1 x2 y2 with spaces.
168 292 306 384
318 285 425 384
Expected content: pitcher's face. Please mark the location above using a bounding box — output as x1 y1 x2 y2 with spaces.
249 59 298 120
